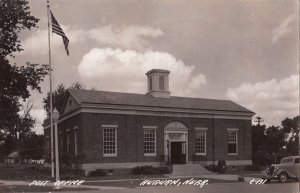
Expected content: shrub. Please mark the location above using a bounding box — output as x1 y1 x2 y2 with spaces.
204 161 226 173
89 169 106 177
132 166 170 175
217 160 226 173
204 165 217 172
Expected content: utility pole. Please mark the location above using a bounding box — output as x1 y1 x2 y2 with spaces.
254 116 264 126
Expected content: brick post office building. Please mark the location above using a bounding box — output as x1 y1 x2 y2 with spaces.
44 69 254 175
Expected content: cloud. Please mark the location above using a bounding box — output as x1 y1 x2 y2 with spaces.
21 26 83 55
226 75 299 126
87 25 163 50
30 108 46 134
272 14 296 43
78 48 207 97
21 25 163 55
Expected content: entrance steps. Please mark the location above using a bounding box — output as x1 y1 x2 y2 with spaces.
170 164 212 176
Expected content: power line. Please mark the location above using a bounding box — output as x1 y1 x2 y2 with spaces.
254 116 264 125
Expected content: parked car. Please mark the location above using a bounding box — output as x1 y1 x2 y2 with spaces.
261 156 299 183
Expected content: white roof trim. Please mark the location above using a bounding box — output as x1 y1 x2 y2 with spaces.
195 127 208 130
227 128 239 131
102 124 118 128
143 126 158 129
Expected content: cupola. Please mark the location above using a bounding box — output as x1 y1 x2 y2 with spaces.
146 69 170 98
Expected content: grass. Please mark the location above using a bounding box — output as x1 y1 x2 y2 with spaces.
0 163 52 181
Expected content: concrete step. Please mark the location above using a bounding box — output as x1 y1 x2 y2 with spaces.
171 164 212 176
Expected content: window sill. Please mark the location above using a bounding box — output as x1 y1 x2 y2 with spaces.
144 154 156 157
195 153 206 156
228 153 238 155
103 154 117 157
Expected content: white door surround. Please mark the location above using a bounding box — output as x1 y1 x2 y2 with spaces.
164 121 188 164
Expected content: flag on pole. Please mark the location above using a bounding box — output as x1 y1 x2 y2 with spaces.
50 11 70 55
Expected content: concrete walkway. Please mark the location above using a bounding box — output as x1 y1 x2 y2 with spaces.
0 174 261 192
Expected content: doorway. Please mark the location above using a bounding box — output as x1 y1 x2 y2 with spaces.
171 142 186 164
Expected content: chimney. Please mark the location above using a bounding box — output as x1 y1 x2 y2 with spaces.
146 69 170 98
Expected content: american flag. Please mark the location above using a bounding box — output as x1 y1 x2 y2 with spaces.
50 11 69 55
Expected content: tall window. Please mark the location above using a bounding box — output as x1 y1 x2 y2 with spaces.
195 128 207 155
228 129 238 154
159 76 164 90
66 132 70 153
59 133 63 156
149 77 152 91
74 130 78 155
103 127 117 157
46 137 50 153
144 129 156 156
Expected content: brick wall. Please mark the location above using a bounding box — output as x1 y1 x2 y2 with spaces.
44 112 252 165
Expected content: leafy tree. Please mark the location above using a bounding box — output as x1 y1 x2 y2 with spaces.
43 82 85 117
281 116 299 155
251 124 268 165
0 0 39 57
21 132 44 160
0 0 49 158
252 115 300 166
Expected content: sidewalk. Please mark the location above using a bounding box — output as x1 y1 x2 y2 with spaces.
0 173 261 192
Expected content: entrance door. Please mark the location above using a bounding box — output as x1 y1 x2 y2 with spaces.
171 142 186 164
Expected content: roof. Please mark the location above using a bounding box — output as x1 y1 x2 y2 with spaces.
67 89 254 113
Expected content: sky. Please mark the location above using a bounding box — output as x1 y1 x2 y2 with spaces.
11 0 299 134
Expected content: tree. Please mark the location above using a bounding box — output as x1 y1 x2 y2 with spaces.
251 124 268 165
281 116 299 155
21 132 44 160
0 0 49 158
43 82 85 117
252 115 300 166
0 0 39 57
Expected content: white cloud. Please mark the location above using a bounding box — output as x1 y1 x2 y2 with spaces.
30 108 46 134
272 14 296 43
21 26 83 55
21 25 163 55
226 75 299 126
78 48 207 97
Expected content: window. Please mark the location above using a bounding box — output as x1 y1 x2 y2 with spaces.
159 76 164 90
103 126 117 157
195 128 207 155
59 133 63 156
66 132 70 153
144 128 156 156
149 77 152 91
46 137 50 153
228 129 238 155
74 130 78 155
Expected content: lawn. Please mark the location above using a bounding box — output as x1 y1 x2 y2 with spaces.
0 163 52 181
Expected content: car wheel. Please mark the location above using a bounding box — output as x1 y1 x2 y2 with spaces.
278 172 288 183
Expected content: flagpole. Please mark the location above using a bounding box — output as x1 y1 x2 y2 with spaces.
47 0 54 179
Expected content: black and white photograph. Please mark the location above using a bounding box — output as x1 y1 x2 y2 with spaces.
0 0 299 192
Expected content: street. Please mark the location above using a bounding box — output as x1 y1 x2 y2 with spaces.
54 182 298 193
